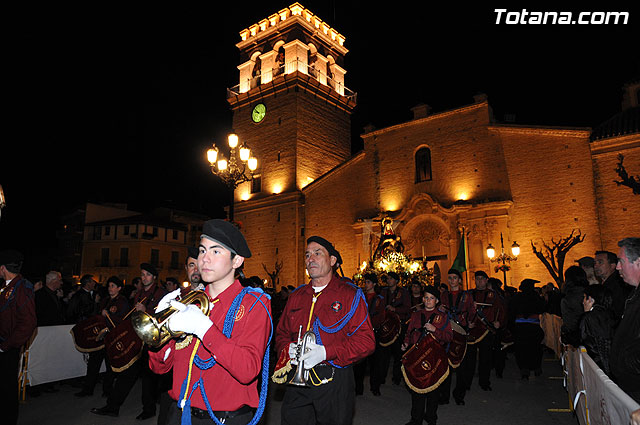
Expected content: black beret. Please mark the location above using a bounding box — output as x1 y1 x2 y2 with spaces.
140 263 158 277
424 285 440 301
448 268 462 279
474 270 489 279
387 271 400 281
363 272 378 283
0 249 23 267
519 278 539 291
307 236 342 265
201 219 251 258
187 246 200 260
107 276 124 288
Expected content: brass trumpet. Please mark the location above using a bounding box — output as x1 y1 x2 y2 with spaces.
131 290 210 347
289 330 316 387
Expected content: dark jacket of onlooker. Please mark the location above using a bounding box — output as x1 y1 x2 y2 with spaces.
580 285 614 375
35 286 65 326
561 266 588 346
66 288 95 323
609 286 640 403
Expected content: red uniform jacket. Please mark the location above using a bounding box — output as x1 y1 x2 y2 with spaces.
149 280 271 411
439 289 476 328
99 294 129 328
468 288 506 331
276 275 375 367
404 308 453 347
134 282 166 313
381 285 411 321
0 275 37 351
365 291 385 330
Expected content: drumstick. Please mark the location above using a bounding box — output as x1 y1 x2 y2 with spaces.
105 312 115 328
123 296 147 320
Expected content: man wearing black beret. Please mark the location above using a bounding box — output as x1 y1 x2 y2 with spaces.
275 236 375 425
439 268 476 405
0 249 36 425
148 219 272 425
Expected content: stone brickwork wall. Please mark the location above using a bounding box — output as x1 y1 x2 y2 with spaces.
234 195 304 289
591 135 640 252
495 126 602 285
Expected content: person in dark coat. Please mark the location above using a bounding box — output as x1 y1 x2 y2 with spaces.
560 266 588 346
66 274 97 323
594 250 630 324
35 270 65 326
510 279 546 379
609 238 640 403
580 284 614 375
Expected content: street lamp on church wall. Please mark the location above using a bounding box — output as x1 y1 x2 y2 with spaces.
486 233 520 286
206 133 258 221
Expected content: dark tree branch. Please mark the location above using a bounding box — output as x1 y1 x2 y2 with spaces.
614 154 640 195
531 229 585 290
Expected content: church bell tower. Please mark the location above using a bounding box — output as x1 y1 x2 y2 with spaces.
227 3 356 287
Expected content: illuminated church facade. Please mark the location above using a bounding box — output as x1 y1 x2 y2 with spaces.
226 3 640 288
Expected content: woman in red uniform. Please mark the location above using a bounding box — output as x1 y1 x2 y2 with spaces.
402 285 452 425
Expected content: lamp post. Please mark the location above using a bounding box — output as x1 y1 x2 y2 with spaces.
486 233 520 287
206 133 258 221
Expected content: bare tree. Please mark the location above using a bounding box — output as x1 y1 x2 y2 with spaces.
262 259 283 289
530 229 586 290
614 154 640 195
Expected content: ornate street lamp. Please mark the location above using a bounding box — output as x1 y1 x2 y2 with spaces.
486 233 519 287
206 133 258 221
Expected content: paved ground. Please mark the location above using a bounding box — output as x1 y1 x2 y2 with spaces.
18 349 577 425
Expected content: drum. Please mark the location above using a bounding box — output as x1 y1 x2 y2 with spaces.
467 319 489 345
401 333 449 393
105 319 144 372
70 315 108 353
447 320 467 368
377 310 401 347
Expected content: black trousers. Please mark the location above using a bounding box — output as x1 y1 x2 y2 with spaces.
106 357 141 409
409 386 440 425
0 348 20 425
454 333 494 400
106 350 162 413
379 336 403 384
82 349 115 395
166 399 256 425
282 366 355 425
438 366 466 403
514 323 544 374
354 347 382 393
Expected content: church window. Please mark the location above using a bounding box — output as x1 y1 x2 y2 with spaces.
251 175 262 194
415 147 432 182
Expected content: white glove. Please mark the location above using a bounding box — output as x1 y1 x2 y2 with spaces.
289 342 298 365
155 289 182 313
299 340 326 370
167 300 212 340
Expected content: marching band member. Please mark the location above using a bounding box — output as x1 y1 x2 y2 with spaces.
401 285 452 425
274 236 375 425
148 219 272 425
439 268 476 405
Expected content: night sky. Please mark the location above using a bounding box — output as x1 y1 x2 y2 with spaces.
2 2 638 275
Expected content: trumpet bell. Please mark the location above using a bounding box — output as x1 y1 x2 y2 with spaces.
131 290 210 347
